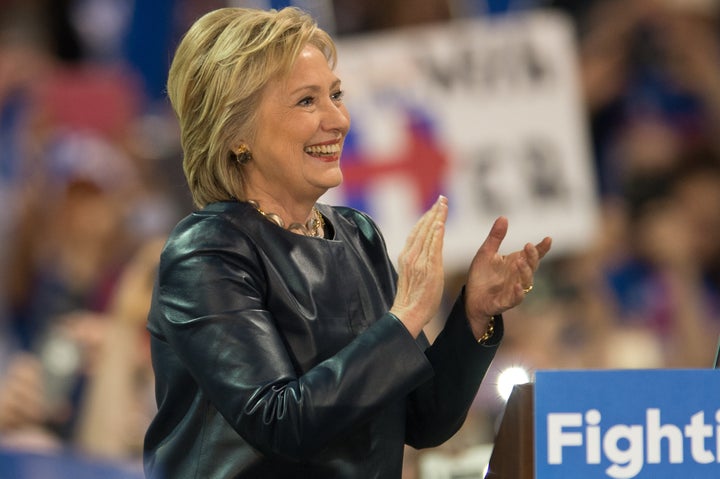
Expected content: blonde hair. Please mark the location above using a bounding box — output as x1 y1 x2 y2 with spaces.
166 7 337 208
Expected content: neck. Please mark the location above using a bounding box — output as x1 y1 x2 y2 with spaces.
241 183 323 225
249 198 315 225
246 198 324 237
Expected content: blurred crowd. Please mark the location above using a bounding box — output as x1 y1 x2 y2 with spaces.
1 0 720 476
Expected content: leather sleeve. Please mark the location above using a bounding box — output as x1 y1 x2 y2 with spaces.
404 290 503 448
152 227 434 460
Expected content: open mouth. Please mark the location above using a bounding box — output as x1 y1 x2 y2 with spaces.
304 143 341 158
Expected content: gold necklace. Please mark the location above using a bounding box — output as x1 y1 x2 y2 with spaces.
248 200 324 237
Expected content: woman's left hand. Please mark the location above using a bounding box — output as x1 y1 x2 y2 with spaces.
464 216 552 340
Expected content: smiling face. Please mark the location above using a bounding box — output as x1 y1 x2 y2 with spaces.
243 44 350 205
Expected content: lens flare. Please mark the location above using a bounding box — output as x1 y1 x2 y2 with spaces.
497 366 531 401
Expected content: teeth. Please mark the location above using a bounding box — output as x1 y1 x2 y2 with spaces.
304 144 340 155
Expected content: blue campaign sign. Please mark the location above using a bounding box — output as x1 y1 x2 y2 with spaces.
534 369 720 479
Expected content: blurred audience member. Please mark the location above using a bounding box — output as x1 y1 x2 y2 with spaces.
75 236 164 460
573 0 720 196
605 153 720 367
0 3 173 466
7 170 134 346
0 234 162 463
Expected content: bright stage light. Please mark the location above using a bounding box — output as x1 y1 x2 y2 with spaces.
497 366 531 401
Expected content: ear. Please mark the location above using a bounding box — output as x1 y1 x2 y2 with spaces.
233 143 253 165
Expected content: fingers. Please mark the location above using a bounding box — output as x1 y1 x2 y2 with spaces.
404 197 441 249
404 200 434 249
519 236 552 270
423 196 448 258
515 247 535 288
479 216 508 255
400 196 447 264
507 232 551 295
481 216 551 272
535 236 553 259
516 236 551 276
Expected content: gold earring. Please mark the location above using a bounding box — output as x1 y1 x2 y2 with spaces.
234 144 252 165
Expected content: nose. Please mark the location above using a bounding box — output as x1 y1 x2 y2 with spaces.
322 100 350 136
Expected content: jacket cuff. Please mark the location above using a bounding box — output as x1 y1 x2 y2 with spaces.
454 287 504 348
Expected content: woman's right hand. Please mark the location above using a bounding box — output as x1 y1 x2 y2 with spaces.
390 196 448 338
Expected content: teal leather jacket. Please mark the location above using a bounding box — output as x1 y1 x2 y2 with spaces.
143 201 502 479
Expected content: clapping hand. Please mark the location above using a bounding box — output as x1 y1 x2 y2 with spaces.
391 196 448 338
464 216 552 340
390 199 551 342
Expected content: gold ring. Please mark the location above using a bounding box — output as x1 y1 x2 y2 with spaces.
523 285 533 294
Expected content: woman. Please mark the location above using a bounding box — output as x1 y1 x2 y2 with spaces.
143 7 551 479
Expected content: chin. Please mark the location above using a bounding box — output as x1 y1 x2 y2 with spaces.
319 167 343 188
329 170 343 188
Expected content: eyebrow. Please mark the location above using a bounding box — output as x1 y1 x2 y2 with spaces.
290 78 342 96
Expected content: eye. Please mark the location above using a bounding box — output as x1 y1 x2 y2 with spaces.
331 90 345 102
297 96 315 107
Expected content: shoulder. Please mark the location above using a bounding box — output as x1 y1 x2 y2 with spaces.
156 201 267 296
161 201 261 269
149 202 267 331
170 201 255 241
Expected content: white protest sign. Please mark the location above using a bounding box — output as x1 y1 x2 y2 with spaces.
325 10 599 270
